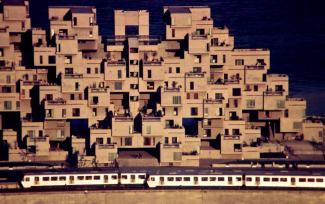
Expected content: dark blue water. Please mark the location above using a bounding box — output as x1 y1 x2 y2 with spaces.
29 0 325 115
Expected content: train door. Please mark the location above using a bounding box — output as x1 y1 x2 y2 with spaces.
104 175 109 183
34 176 39 185
242 175 246 187
291 177 296 186
131 175 136 183
194 177 199 185
159 177 164 185
228 177 233 185
69 176 74 184
255 177 260 186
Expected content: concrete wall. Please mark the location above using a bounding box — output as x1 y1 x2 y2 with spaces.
1 190 325 204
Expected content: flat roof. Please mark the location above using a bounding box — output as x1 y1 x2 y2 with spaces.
3 0 25 6
70 7 94 14
167 7 191 14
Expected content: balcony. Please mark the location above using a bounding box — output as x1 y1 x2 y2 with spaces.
142 115 161 122
29 136 48 142
191 32 208 40
64 73 83 78
245 65 265 70
114 116 133 121
90 87 109 93
143 60 162 66
185 72 205 78
264 90 284 96
97 143 117 149
58 34 76 40
107 59 126 66
224 134 241 140
47 98 66 105
204 99 223 104
163 142 181 148
164 87 181 92
224 78 240 84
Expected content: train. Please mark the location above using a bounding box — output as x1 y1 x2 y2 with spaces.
15 167 325 189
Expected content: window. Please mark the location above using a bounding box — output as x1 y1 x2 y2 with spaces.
194 93 199 99
299 178 306 182
263 177 270 182
92 96 99 105
272 178 279 182
293 122 302 129
75 82 79 91
167 177 174 181
6 75 11 84
49 56 56 64
307 178 315 182
254 85 258 92
72 108 80 117
232 88 241 96
64 56 72 64
280 178 287 182
184 177 190 181
190 82 194 90
87 68 91 74
210 55 217 63
95 68 99 74
51 177 58 181
172 96 181 104
246 177 252 182
4 101 12 110
65 68 73 75
39 55 43 64
45 94 53 101
164 137 169 144
0 48 4 57
16 101 20 109
235 59 244 66
118 70 122 79
125 137 132 146
191 107 198 116
246 99 255 108
316 178 323 183
138 175 146 179
150 177 155 181
201 177 208 182
96 138 104 144
218 177 225 181
187 93 190 99
77 176 84 180
209 177 216 181
25 177 30 182
115 82 122 90
94 176 100 180
236 177 242 181
172 29 175 38
276 100 285 108
43 177 50 181
168 67 172 73
176 177 182 181
223 55 226 63
275 85 283 92
73 17 77 26
86 176 92 180
146 126 151 134
194 55 201 63
176 67 180 73
215 93 223 100
173 152 182 161
172 137 178 144
59 176 66 181
234 144 242 152
148 70 152 78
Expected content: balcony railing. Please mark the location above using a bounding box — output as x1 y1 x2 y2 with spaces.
245 65 265 70
204 99 223 104
142 116 161 121
97 143 116 149
90 87 109 93
64 73 83 78
163 142 181 148
107 59 126 65
191 32 208 40
143 60 162 66
224 134 241 140
164 87 181 92
185 72 205 78
264 90 284 96
47 98 66 105
29 136 48 142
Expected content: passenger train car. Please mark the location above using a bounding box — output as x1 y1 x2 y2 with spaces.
17 168 325 189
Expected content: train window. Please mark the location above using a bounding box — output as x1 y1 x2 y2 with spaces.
228 177 233 182
111 175 117 180
77 176 84 180
236 177 242 181
255 177 260 182
25 177 30 182
307 178 315 182
94 176 100 180
218 177 225 181
280 178 287 182
246 177 252 182
299 178 306 182
263 178 270 182
51 177 58 181
43 177 50 181
184 177 191 181
138 175 146 179
201 177 208 182
209 177 216 181
121 175 128 179
167 177 174 181
316 178 323 183
160 177 164 182
59 176 66 181
86 176 92 180
176 177 182 181
271 178 279 182
151 177 155 181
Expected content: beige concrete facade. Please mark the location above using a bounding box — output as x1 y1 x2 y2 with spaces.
0 2 324 166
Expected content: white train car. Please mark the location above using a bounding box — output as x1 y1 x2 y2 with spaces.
147 169 243 188
244 170 325 188
119 169 147 185
21 170 119 188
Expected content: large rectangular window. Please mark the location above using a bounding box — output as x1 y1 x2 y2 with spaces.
191 107 198 116
115 82 122 90
4 101 12 110
172 96 181 104
72 108 80 117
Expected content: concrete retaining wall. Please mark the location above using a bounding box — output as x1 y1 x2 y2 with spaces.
1 189 325 204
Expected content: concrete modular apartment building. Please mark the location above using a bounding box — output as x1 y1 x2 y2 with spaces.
0 0 324 167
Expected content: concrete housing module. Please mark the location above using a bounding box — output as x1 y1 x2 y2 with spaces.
0 0 324 167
